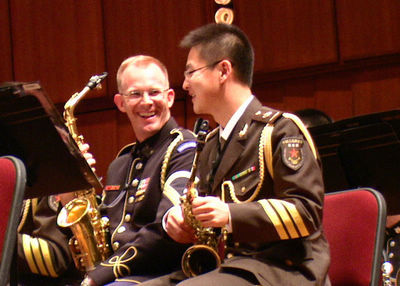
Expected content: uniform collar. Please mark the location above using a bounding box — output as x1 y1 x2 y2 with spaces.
133 117 178 158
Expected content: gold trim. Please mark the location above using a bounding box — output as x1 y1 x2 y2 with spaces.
22 234 39 275
38 238 58 277
258 199 289 240
161 129 184 190
282 113 318 159
163 170 191 206
30 237 49 276
269 199 299 239
282 200 310 237
18 199 31 232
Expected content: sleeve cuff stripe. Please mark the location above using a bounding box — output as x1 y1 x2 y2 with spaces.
258 199 289 239
269 199 300 239
30 237 50 276
22 234 40 275
38 238 58 277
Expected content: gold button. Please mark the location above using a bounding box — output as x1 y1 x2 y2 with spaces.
136 162 143 170
124 214 131 222
113 241 120 250
128 196 135 204
131 179 139 187
118 226 126 233
241 187 246 193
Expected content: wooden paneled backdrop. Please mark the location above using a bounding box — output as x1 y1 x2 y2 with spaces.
1 0 400 180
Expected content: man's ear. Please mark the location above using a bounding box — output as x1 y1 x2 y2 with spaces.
219 60 233 83
166 89 175 108
114 94 126 113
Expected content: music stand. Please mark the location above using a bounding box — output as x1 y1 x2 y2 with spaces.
0 81 102 198
309 110 400 215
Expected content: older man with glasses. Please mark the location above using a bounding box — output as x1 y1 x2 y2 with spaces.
80 55 197 286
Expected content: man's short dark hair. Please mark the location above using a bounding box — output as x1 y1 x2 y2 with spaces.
180 23 254 87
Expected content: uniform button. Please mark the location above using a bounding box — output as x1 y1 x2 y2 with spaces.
125 214 131 222
118 226 126 233
128 196 135 204
136 162 143 170
390 240 396 247
131 179 139 187
241 187 246 193
113 241 120 251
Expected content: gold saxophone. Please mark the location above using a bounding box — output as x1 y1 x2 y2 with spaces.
57 73 111 272
181 119 225 277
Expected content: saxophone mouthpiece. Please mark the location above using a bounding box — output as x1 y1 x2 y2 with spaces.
87 72 108 90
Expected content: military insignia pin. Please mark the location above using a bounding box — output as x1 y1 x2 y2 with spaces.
281 137 304 170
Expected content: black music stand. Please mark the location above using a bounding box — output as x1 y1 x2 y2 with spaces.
0 81 102 198
309 110 400 215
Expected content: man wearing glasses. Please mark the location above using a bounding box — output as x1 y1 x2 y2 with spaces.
81 55 196 286
148 23 330 285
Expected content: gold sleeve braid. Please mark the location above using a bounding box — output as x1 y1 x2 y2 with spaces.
258 199 310 240
22 234 58 277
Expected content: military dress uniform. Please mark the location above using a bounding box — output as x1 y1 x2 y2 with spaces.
184 98 330 286
87 118 196 285
17 196 82 285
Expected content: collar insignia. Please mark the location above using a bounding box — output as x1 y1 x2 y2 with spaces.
239 124 248 138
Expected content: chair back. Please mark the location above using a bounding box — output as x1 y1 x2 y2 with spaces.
0 156 26 285
323 188 386 286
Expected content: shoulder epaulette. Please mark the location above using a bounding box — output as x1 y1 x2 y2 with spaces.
205 127 219 142
116 143 136 158
252 107 282 124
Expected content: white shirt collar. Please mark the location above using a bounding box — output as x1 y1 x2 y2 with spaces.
220 95 254 141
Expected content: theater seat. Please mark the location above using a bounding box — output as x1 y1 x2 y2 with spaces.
323 188 386 286
0 156 26 286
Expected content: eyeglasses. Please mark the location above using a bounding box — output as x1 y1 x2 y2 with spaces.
122 88 169 100
183 60 223 79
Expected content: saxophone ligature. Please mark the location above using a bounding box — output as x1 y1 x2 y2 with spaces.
180 119 226 277
57 72 111 272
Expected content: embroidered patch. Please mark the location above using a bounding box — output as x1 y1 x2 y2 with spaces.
281 137 304 170
105 185 120 191
177 141 197 153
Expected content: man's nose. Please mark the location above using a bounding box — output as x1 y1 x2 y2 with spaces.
182 78 189 91
141 92 153 103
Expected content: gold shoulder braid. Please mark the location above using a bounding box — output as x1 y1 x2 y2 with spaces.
160 129 184 190
222 111 282 203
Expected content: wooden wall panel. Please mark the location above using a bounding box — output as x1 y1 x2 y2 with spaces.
336 0 400 60
352 66 400 115
102 0 210 95
235 0 338 73
0 0 13 82
9 0 107 104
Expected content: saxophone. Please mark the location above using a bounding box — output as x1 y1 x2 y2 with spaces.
181 119 225 277
57 73 111 272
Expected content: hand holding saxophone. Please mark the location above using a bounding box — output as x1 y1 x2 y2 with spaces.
189 196 230 228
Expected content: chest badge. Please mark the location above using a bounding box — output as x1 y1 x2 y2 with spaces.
281 137 304 170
